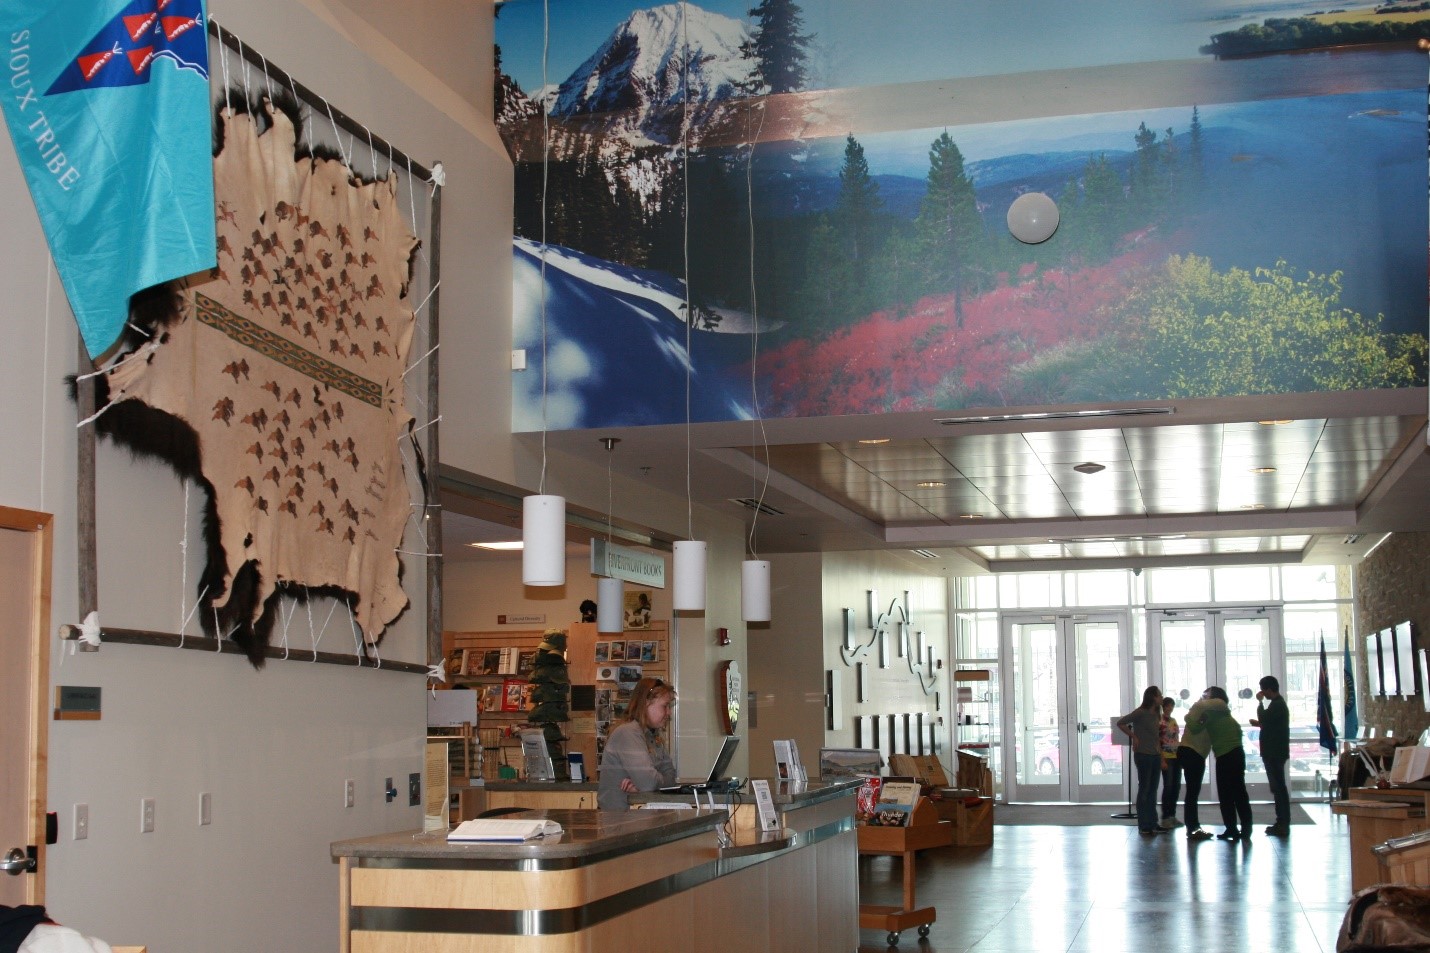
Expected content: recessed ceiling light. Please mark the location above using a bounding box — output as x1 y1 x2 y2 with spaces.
1249 466 1277 474
915 480 946 488
1257 419 1293 426
959 513 984 519
470 540 524 550
1239 503 1266 510
1073 462 1106 474
858 438 891 445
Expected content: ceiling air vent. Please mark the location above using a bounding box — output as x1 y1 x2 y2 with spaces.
910 549 939 559
732 498 785 516
1343 534 1364 545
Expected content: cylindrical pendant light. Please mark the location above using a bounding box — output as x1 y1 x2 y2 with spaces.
672 540 707 612
741 559 770 622
597 576 624 633
522 494 566 586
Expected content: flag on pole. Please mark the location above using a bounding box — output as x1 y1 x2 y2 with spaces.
1317 635 1338 753
0 0 215 361
1343 631 1359 742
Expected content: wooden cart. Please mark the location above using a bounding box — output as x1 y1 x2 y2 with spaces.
857 798 952 945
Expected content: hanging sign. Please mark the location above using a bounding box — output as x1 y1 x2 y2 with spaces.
590 539 666 589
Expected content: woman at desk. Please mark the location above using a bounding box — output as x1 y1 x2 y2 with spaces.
599 677 677 810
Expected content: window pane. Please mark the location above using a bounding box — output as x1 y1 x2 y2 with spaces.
1280 564 1339 601
1000 573 1061 609
973 575 998 609
955 612 999 660
1213 566 1274 603
1146 567 1210 604
1067 570 1128 607
1283 606 1338 654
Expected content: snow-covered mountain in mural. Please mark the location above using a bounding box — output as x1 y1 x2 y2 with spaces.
549 3 749 145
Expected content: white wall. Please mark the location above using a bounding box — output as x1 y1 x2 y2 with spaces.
751 551 950 778
0 2 503 951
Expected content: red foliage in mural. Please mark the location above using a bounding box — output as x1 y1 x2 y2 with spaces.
756 244 1172 417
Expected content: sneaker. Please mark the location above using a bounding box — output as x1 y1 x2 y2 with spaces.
1159 817 1184 829
1216 830 1241 841
1187 829 1214 841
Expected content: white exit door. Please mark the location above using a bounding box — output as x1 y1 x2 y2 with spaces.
0 507 53 905
1002 613 1132 802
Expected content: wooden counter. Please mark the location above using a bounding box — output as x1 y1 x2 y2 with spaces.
1332 786 1430 892
333 780 860 952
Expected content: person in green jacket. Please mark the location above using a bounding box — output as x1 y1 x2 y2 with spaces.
1176 693 1216 841
1193 686 1253 841
1250 675 1291 836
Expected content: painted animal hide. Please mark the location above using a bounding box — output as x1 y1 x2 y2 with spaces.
104 103 417 655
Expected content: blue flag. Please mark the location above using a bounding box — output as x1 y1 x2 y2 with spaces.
1343 633 1359 741
1317 636 1337 753
1 0 215 360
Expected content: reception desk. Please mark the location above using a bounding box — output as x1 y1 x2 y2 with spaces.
333 779 860 952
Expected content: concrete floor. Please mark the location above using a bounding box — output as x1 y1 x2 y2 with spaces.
857 803 1353 952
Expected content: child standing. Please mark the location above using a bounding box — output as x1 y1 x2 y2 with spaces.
1159 696 1183 829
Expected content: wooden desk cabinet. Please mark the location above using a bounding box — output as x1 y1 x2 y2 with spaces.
1332 787 1430 892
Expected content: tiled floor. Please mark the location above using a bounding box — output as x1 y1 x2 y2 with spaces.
857 803 1352 952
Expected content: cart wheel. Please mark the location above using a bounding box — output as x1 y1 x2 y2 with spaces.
918 925 931 938
886 931 901 945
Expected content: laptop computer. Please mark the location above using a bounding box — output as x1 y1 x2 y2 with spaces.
659 736 740 794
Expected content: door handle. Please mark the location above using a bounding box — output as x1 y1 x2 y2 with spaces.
2 847 35 875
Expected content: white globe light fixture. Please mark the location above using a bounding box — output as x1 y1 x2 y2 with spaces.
1007 192 1060 244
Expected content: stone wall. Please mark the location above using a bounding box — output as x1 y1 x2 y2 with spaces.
1354 532 1430 741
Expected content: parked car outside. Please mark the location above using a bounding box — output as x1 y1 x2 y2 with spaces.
1034 731 1125 777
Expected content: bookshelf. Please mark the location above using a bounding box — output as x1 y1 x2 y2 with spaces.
440 621 669 782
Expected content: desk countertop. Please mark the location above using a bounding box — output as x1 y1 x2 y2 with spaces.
332 808 722 868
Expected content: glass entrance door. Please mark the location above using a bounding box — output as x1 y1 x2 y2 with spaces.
1003 613 1130 802
1151 609 1281 799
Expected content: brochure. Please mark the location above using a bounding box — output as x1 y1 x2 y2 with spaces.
866 780 920 827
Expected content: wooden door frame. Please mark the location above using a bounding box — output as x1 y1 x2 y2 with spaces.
2 505 53 905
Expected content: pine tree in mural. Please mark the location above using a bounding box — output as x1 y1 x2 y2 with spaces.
740 0 813 94
834 133 881 322
527 628 571 780
915 131 982 328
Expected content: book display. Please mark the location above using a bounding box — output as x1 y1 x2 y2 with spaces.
440 621 669 783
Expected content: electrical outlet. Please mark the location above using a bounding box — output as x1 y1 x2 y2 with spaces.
344 779 355 809
408 772 421 807
199 793 212 826
140 797 155 834
73 804 88 841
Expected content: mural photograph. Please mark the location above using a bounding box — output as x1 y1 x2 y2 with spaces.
497 0 1430 430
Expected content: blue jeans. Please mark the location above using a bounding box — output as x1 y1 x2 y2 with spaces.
1134 752 1162 832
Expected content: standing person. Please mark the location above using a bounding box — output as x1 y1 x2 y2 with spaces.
1251 674 1291 836
1158 697 1183 830
1117 686 1165 836
1194 686 1254 841
1177 691 1215 841
598 677 677 810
